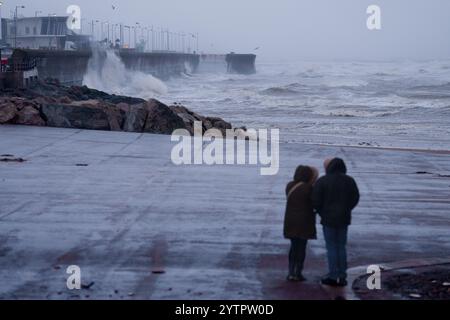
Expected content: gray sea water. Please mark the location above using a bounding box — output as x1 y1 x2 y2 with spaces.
162 60 450 151
83 52 450 151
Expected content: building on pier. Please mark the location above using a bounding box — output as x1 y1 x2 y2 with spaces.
1 16 90 50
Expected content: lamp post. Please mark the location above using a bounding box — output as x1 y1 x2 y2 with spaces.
123 25 128 48
101 21 109 43
113 23 121 48
196 32 199 53
146 27 151 52
90 20 97 42
0 2 3 43
166 29 170 51
80 18 86 34
14 5 25 48
134 22 140 50
105 22 110 44
119 23 123 48
150 26 154 52
182 33 185 53
142 26 148 52
110 23 115 45
123 25 131 48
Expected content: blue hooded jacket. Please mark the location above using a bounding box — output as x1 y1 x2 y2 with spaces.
312 158 360 227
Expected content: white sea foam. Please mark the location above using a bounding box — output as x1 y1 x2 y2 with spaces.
83 48 167 99
162 60 450 150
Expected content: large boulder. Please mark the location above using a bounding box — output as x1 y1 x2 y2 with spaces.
169 105 232 135
43 100 125 131
143 99 187 134
0 101 17 124
15 105 45 126
97 102 124 131
117 102 148 132
32 96 57 106
41 104 112 131
170 105 202 134
206 116 232 133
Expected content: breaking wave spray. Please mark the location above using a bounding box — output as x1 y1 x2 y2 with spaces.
83 46 167 99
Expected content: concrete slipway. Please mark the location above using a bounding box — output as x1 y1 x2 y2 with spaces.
0 125 448 299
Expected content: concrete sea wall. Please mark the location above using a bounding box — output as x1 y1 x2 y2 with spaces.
20 49 200 85
119 51 199 79
21 50 91 85
226 54 257 74
15 49 256 85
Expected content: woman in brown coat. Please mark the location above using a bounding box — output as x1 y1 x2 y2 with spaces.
283 165 319 281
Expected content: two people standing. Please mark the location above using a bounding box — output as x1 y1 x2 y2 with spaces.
283 158 360 287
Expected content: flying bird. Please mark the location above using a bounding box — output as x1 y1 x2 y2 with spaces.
112 5 116 10
254 47 260 51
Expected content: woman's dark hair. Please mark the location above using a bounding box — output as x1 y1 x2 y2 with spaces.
294 165 313 183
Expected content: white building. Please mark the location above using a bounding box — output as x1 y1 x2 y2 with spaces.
2 16 89 50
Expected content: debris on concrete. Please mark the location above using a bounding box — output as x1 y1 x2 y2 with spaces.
152 269 166 275
81 282 95 290
0 155 26 163
354 264 450 300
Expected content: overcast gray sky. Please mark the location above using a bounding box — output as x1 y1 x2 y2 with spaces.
4 0 450 60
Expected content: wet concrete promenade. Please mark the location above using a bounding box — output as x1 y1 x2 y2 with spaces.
0 125 448 299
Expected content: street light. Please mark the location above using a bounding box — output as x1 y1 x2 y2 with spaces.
196 32 199 53
100 21 109 43
187 33 199 53
181 33 186 53
90 20 99 42
14 5 26 48
134 22 140 49
118 24 124 48
150 25 154 52
105 21 110 43
122 25 131 48
166 29 170 51
80 18 86 34
112 23 121 47
0 2 3 43
145 27 150 52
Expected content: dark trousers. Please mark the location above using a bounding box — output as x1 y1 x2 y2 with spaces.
323 226 348 280
288 238 308 277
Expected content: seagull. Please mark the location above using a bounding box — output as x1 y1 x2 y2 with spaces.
112 5 116 10
254 47 260 51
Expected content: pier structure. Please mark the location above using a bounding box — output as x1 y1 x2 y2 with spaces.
0 14 256 86
3 49 256 85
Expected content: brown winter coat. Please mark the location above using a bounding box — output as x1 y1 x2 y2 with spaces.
283 181 317 240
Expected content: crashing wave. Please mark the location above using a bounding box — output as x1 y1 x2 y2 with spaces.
83 46 167 99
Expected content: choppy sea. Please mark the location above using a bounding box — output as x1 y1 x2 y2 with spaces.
162 60 450 151
84 53 450 151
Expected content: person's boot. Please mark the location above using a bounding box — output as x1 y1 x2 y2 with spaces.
336 278 348 287
295 268 307 282
287 274 306 282
321 277 339 287
296 274 307 282
286 275 298 282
